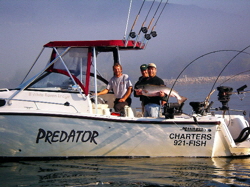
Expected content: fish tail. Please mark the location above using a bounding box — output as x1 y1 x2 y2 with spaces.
178 96 187 105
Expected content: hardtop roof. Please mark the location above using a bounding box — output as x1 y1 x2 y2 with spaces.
44 40 144 50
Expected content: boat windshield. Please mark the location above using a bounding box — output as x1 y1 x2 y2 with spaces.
52 48 89 85
21 46 111 93
26 71 108 92
27 72 77 91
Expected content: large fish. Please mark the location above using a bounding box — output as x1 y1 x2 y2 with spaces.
135 84 187 104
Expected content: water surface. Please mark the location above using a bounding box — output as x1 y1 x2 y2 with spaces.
1 157 250 186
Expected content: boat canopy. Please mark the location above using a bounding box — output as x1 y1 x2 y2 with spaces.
19 40 144 99
44 40 144 50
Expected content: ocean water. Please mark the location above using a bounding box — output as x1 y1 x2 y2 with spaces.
1 157 250 186
1 80 250 187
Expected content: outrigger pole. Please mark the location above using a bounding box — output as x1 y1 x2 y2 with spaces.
123 0 133 41
125 0 146 47
141 0 169 48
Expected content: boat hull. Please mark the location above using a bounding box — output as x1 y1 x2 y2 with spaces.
0 112 230 158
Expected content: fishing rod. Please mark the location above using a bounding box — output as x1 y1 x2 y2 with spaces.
133 0 156 48
208 44 250 100
125 0 146 47
165 49 250 105
219 69 250 101
219 69 250 86
141 0 169 48
140 0 164 46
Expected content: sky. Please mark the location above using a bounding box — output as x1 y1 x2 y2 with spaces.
1 0 250 88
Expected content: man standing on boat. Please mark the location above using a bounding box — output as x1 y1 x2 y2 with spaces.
135 63 167 117
134 64 149 114
97 63 133 116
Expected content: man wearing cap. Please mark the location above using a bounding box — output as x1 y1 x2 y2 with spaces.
134 64 149 114
135 63 167 117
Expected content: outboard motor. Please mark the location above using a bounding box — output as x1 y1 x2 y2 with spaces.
163 102 184 119
217 86 233 111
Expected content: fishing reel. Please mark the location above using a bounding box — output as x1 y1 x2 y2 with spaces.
151 31 157 37
144 31 157 40
163 102 184 119
144 34 151 40
129 32 136 38
189 101 214 116
141 27 148 33
190 102 206 115
217 86 233 111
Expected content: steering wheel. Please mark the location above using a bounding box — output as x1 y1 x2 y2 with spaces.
89 92 107 104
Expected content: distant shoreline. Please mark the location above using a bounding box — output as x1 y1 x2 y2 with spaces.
164 74 250 85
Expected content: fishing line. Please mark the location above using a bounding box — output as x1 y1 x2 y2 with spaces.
144 0 165 40
165 49 250 104
219 69 250 101
219 69 250 86
141 0 169 47
208 44 250 99
125 0 146 46
139 0 163 47
133 0 156 47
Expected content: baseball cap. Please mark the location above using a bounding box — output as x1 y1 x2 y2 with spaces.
148 63 157 68
140 64 148 71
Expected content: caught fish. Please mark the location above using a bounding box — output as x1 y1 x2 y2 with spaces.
135 84 187 104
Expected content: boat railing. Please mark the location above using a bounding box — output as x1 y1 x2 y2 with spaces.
6 98 79 113
0 88 9 92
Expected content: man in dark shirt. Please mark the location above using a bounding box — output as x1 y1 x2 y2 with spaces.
134 64 149 114
135 63 167 117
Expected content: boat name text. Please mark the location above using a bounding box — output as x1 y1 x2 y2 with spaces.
29 92 70 99
36 128 99 144
169 133 212 147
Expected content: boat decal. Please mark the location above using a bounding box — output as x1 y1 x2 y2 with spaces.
181 127 212 132
36 128 99 144
28 92 71 100
169 133 212 147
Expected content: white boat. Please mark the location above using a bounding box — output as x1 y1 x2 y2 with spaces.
0 39 250 160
